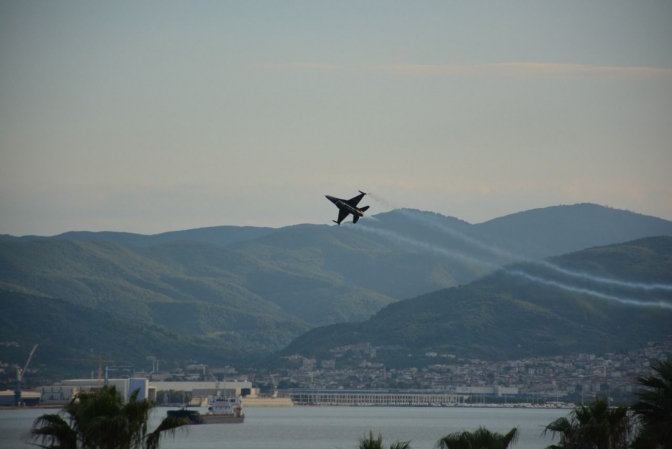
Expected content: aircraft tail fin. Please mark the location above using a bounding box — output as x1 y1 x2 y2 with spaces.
360 206 370 213
353 215 360 224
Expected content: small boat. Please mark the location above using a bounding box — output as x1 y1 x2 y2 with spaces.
168 395 244 424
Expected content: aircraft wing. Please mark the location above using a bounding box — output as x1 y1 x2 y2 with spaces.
336 209 349 224
346 192 365 207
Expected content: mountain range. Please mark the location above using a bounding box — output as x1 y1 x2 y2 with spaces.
1 203 671 373
281 236 672 366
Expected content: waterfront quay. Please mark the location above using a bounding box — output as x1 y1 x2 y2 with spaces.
289 389 466 406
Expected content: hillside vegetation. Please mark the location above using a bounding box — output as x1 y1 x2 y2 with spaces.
281 236 672 365
1 203 671 371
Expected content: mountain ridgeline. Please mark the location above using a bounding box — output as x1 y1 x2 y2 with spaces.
281 236 672 366
1 203 672 372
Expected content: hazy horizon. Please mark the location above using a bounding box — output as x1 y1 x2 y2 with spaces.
1 201 668 238
2 1 671 235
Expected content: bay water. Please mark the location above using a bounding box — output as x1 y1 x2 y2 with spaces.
1 406 567 449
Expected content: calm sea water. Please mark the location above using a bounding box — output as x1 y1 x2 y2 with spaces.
1 406 568 449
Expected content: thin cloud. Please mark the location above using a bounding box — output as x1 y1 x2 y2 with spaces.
262 62 672 79
258 62 344 71
379 63 672 79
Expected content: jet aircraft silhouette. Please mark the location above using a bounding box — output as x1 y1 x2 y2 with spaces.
325 191 370 225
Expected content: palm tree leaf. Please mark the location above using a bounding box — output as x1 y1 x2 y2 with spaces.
145 415 190 449
29 413 78 449
632 358 672 449
437 426 519 449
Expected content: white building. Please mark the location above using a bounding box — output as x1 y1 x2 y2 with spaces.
38 385 79 405
57 378 153 402
36 379 251 405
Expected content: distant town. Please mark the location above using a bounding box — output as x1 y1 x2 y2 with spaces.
260 340 672 405
2 339 669 407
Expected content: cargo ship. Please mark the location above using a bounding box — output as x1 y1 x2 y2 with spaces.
167 395 244 424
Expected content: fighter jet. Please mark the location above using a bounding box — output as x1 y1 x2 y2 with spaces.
325 191 370 225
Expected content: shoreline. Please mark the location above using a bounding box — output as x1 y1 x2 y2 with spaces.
2 402 575 411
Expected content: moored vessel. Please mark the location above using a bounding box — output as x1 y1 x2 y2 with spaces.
201 394 244 423
167 395 244 424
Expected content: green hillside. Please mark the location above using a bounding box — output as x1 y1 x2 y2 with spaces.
281 236 672 365
0 291 252 376
0 237 387 345
2 203 672 372
474 203 672 258
0 225 276 247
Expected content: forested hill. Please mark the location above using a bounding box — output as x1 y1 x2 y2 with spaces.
367 203 672 261
0 225 276 247
1 203 671 372
473 203 672 258
3 203 671 260
280 236 672 366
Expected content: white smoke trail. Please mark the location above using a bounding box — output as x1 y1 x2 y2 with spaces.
394 208 524 263
367 192 397 210
351 224 498 269
368 193 672 292
405 208 672 292
348 223 672 310
535 259 672 292
506 270 672 311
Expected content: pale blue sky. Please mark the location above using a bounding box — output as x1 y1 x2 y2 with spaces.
1 1 671 235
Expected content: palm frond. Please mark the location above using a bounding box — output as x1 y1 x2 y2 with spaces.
389 440 412 449
29 413 77 449
359 431 385 449
145 415 190 449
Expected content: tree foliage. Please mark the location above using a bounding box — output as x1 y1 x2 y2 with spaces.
631 358 672 449
436 426 519 449
543 397 632 449
358 431 411 449
30 385 189 449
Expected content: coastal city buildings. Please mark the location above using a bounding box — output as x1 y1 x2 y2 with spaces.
264 339 672 404
1 339 669 407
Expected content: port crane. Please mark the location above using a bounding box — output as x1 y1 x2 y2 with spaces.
15 344 38 406
58 356 116 387
103 365 135 386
